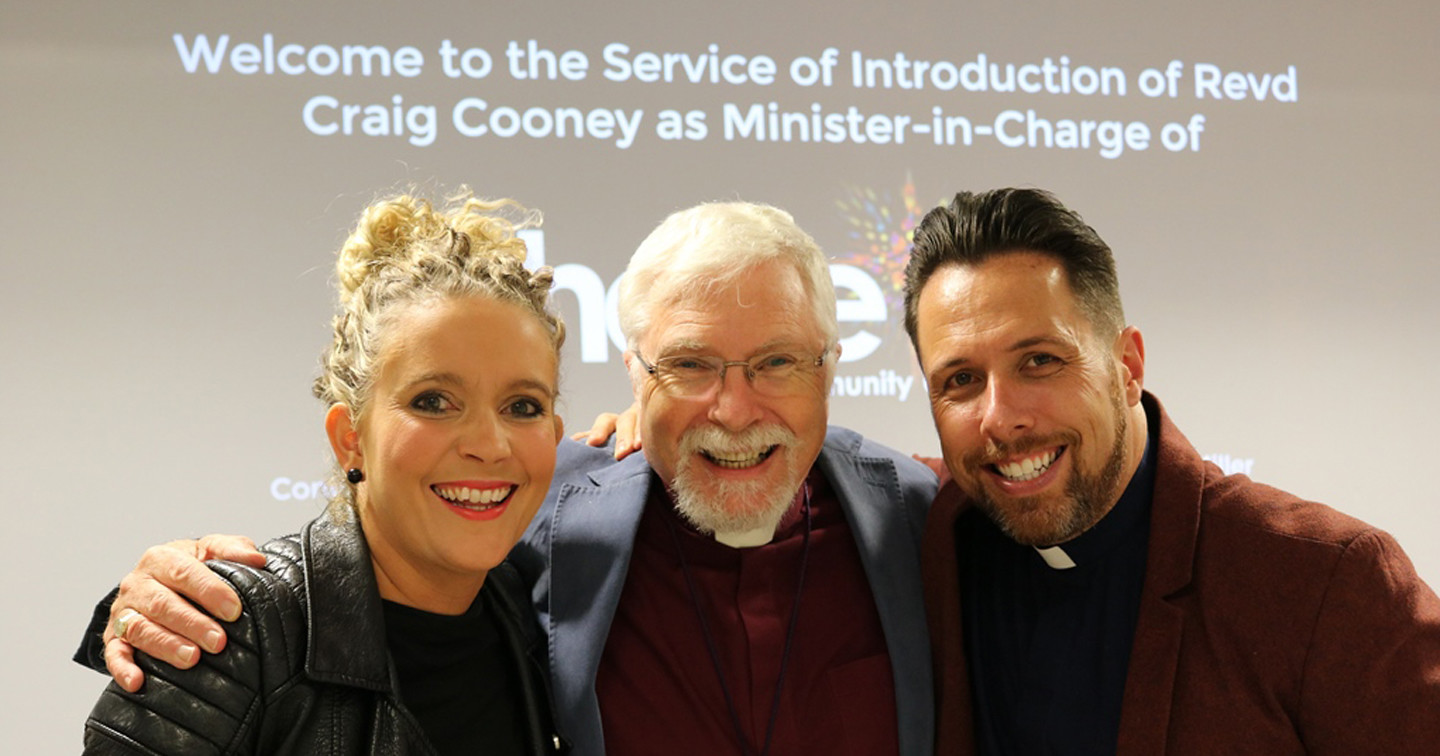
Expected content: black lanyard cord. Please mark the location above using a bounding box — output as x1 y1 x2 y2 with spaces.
663 484 813 756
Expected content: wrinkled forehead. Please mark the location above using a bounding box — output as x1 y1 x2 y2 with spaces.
644 266 825 354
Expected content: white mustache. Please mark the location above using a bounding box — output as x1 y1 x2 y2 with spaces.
678 424 797 459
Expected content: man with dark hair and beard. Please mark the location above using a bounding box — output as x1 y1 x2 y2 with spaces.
903 187 1440 755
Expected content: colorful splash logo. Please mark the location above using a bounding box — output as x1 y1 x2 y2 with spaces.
833 173 927 317
827 173 930 401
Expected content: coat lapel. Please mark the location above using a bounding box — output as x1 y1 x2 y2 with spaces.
546 453 652 744
1116 395 1203 755
924 482 978 751
818 431 934 756
301 507 392 691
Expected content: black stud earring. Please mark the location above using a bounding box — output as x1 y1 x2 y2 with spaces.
346 468 365 484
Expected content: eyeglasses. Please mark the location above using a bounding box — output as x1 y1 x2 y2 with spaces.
634 349 829 398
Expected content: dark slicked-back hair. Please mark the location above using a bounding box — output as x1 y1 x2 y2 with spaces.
902 188 1124 349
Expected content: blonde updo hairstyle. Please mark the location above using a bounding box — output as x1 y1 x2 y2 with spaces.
314 190 565 511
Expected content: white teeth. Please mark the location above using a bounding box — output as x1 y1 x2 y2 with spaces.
435 485 514 508
996 450 1058 482
703 446 774 469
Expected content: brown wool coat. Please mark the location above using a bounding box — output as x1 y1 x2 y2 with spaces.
923 393 1440 755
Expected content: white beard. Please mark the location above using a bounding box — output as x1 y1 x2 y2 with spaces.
669 423 803 540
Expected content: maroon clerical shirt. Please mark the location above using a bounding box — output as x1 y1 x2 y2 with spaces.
595 469 900 755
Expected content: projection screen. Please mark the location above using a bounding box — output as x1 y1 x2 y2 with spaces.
4 1 1437 747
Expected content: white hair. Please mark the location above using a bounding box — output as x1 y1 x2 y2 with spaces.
617 201 838 349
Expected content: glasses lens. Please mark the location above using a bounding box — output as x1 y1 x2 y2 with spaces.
656 355 721 396
651 351 822 397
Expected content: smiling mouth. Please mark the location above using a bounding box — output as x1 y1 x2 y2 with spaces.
700 445 779 469
989 448 1062 482
432 484 515 511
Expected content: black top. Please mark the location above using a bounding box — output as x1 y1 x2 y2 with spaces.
386 588 528 755
959 416 1158 756
76 506 565 755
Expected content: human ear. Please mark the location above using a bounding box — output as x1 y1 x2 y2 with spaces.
1114 326 1146 405
325 404 362 471
623 351 645 402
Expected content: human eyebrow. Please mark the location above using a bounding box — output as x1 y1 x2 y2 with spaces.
925 356 972 384
749 339 816 355
1008 335 1075 353
506 377 559 400
654 339 710 358
403 372 465 390
656 338 815 359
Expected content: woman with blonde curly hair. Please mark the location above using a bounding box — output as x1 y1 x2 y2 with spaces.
83 191 568 755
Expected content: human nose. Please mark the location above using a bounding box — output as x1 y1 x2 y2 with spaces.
707 364 765 430
459 411 511 461
978 377 1034 443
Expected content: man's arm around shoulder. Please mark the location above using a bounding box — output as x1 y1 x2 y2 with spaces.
83 558 298 754
74 535 267 691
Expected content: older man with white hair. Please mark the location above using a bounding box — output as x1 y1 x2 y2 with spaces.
516 202 935 755
77 202 937 756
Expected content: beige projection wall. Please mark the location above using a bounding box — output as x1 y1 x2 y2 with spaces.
3 1 1438 748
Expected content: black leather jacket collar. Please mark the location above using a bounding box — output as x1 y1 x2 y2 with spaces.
300 506 394 691
80 506 567 754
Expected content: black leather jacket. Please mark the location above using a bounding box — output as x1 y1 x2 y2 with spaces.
77 507 567 755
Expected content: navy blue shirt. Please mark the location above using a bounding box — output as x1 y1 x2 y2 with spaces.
958 417 1158 756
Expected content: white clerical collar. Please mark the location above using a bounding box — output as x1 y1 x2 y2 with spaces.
1034 545 1078 570
708 480 812 549
714 522 781 548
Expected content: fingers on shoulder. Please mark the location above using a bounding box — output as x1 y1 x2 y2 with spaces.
103 638 143 693
114 609 203 670
198 534 266 566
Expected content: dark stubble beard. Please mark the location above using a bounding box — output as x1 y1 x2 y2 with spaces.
968 380 1131 547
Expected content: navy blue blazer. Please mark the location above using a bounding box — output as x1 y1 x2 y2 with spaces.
511 426 937 756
